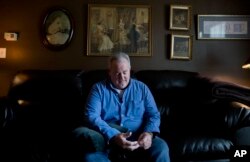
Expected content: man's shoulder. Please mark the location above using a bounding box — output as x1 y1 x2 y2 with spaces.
92 79 108 88
130 78 147 87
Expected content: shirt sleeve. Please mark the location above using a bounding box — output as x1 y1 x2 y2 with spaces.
142 84 161 134
84 83 120 141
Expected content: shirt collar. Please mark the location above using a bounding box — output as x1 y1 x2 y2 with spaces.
107 78 131 92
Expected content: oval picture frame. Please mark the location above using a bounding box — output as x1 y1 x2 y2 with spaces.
42 7 74 50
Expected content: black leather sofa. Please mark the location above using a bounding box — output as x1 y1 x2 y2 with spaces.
1 69 250 162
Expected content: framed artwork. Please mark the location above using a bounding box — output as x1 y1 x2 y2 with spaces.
42 7 74 50
87 4 151 56
170 34 192 60
170 5 191 30
197 15 250 39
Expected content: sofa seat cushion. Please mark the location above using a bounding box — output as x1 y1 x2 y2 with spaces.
170 136 232 160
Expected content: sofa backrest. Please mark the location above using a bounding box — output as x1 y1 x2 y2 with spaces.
8 70 84 132
6 69 247 137
8 70 82 101
77 69 109 104
134 70 230 139
134 70 198 103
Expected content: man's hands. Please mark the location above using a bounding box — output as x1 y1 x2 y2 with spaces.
112 132 140 151
111 132 153 151
138 132 153 150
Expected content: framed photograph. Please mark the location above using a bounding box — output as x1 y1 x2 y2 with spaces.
170 5 191 30
42 7 74 50
170 34 192 60
87 4 151 56
197 15 250 39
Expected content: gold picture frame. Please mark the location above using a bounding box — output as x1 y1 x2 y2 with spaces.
170 5 191 30
87 4 152 56
170 34 192 60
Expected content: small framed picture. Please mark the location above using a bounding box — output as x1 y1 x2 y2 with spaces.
42 7 74 50
170 34 192 60
170 5 191 30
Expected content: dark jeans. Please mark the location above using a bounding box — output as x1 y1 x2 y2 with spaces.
72 126 170 162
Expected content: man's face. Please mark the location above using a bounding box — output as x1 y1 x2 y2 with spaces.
109 59 131 90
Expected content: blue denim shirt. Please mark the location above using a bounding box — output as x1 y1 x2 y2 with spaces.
84 78 160 140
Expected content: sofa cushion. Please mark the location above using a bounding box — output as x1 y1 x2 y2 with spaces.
171 136 232 161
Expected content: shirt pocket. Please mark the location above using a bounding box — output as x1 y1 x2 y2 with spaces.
126 100 144 118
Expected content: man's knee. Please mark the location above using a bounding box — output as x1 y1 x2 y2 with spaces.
150 137 170 162
72 127 106 152
152 137 169 151
84 152 110 162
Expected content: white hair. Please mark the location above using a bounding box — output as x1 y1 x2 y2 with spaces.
108 52 131 69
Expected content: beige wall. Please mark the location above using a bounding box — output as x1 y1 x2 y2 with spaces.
0 0 250 96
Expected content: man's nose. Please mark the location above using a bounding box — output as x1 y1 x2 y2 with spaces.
119 74 125 80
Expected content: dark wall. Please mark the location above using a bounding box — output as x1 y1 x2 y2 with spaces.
0 0 250 97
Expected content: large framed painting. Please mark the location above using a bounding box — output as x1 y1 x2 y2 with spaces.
87 4 152 56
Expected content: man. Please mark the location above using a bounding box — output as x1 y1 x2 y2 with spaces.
82 52 170 162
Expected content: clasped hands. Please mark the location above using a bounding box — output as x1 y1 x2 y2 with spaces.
111 132 153 151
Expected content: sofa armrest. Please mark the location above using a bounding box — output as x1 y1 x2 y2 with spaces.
226 102 250 145
0 97 15 129
234 126 250 145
